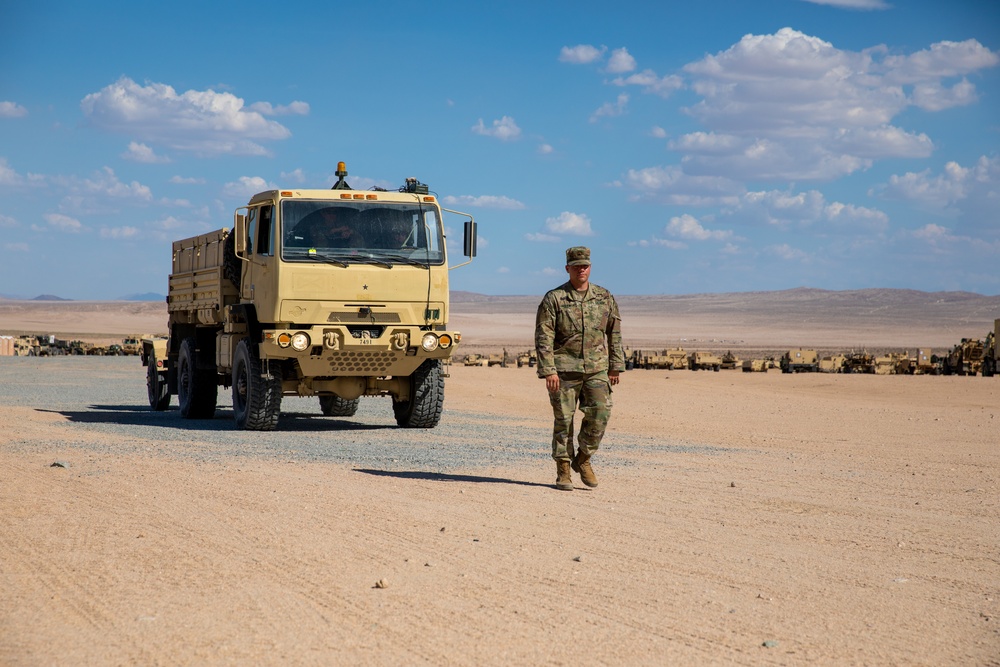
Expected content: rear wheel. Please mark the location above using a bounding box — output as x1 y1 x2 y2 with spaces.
319 395 360 417
178 337 217 419
393 360 444 428
232 339 281 431
146 354 170 411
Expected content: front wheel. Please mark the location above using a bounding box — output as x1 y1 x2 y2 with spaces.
178 337 217 419
146 354 170 411
232 339 281 431
319 395 360 417
393 359 444 428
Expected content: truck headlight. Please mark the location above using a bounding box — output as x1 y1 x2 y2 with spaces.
421 333 439 352
291 332 311 351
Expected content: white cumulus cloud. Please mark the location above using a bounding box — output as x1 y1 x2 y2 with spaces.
471 116 522 141
544 211 594 236
442 195 525 210
590 94 629 122
0 101 28 118
80 77 295 157
223 176 274 198
800 0 890 9
675 29 998 181
559 44 606 64
45 213 84 232
606 48 637 74
664 214 732 241
122 141 170 164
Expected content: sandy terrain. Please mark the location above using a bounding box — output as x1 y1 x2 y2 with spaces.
1 294 998 665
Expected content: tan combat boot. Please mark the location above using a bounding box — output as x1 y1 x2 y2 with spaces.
555 461 574 491
572 451 599 488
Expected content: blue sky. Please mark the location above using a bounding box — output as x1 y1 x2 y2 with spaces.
1 0 997 299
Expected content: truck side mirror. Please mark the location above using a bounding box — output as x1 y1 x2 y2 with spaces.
463 220 477 258
234 213 246 254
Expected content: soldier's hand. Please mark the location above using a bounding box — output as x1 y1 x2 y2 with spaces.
609 371 620 386
545 374 560 393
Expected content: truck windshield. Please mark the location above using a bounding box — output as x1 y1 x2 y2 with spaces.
280 200 444 266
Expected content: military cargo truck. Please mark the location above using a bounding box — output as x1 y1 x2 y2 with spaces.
688 350 722 371
142 163 477 430
634 347 687 370
780 348 819 373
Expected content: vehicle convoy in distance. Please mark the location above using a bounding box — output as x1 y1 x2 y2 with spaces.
141 162 477 430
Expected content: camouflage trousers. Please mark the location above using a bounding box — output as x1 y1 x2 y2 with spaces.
548 371 613 461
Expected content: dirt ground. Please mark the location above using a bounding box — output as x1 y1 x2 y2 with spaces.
1 300 998 665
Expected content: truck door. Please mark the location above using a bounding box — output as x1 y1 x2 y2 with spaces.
240 204 275 302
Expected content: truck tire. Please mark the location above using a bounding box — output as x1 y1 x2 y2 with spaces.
146 354 170 411
319 395 360 417
232 339 281 431
178 337 217 419
393 359 443 428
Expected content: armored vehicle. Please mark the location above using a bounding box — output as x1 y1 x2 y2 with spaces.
780 348 819 373
742 359 768 373
516 350 537 368
720 351 739 370
942 338 984 376
141 162 477 430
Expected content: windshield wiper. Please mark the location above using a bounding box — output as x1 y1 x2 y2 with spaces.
301 252 348 268
380 253 429 268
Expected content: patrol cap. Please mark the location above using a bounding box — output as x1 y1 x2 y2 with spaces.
565 246 591 266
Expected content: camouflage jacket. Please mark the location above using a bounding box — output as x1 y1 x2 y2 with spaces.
535 282 625 377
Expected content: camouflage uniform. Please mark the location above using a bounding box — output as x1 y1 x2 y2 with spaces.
535 276 624 462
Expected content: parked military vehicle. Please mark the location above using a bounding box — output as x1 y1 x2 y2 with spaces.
982 320 998 377
742 359 768 373
516 350 537 368
780 348 819 373
462 353 487 367
141 162 477 430
486 352 507 367
942 338 984 376
819 355 845 373
634 347 688 370
911 348 936 375
843 351 875 374
873 354 897 375
689 350 722 371
121 337 143 356
720 351 739 370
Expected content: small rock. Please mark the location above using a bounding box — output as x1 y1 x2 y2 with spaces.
730 481 736 488
440 527 446 532
573 555 583 562
762 640 778 648
50 461 70 469
374 578 389 589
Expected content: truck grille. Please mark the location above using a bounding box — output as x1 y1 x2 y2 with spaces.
327 350 401 373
